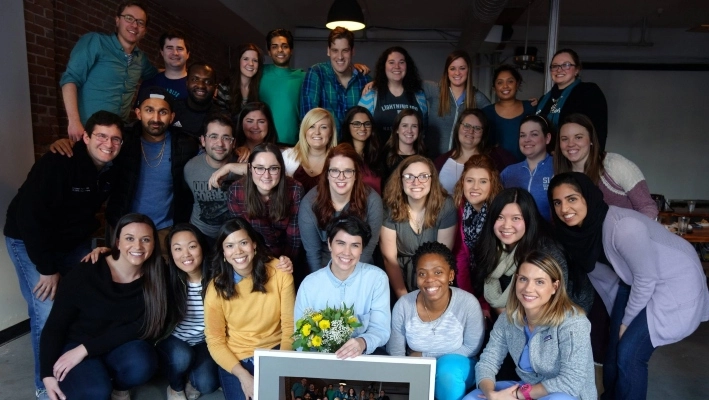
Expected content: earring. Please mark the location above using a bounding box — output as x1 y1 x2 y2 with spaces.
223 256 226 263
449 280 454 286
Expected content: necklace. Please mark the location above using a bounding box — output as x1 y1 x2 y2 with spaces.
141 140 166 168
420 291 451 335
408 206 425 234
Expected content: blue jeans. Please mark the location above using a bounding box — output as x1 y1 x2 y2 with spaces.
435 354 477 400
218 358 255 400
463 381 577 399
58 340 157 399
6 237 91 391
157 335 219 394
602 282 656 400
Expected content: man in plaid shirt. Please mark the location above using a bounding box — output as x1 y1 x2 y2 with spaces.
300 27 371 135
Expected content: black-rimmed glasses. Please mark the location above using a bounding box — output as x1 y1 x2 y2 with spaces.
350 121 372 129
251 165 281 175
549 62 576 71
328 168 355 179
402 173 431 183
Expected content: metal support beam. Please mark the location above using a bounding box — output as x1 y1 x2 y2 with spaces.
544 0 560 91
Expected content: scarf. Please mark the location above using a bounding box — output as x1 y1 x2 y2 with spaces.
463 202 487 254
484 247 517 309
535 78 581 129
549 172 609 273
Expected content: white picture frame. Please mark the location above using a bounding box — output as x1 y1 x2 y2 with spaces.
253 349 436 399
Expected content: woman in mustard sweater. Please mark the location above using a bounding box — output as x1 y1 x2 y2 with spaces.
204 217 295 400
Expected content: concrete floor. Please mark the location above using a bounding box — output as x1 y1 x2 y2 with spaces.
2 323 708 399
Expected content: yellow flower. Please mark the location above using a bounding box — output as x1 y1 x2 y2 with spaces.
319 320 330 330
347 316 358 324
312 313 323 322
311 336 323 347
301 323 312 336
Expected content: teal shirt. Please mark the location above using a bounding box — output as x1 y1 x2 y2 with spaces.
259 64 305 146
60 32 156 124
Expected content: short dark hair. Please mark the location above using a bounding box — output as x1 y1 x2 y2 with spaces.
159 29 189 53
116 1 147 21
187 62 217 83
328 26 354 49
201 112 233 138
266 28 294 49
412 241 457 274
552 48 582 69
84 110 124 137
326 215 372 248
492 64 523 88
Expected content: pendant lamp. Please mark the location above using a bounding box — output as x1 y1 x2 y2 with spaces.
326 0 365 31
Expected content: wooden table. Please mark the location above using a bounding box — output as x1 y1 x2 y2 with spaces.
659 207 709 219
682 227 709 244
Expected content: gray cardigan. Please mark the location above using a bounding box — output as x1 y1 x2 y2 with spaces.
298 186 383 273
589 206 709 347
475 310 596 400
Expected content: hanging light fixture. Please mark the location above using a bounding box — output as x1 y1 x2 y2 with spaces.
326 0 365 31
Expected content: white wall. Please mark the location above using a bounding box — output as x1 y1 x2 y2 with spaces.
0 1 36 331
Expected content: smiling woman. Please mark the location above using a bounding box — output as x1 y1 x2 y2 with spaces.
215 43 264 117
234 102 278 151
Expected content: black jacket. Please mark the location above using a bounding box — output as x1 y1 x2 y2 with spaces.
4 141 116 275
105 122 198 227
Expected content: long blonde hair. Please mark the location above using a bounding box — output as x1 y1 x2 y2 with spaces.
506 251 584 327
293 108 338 169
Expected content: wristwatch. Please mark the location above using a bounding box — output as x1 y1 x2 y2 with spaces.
520 383 533 400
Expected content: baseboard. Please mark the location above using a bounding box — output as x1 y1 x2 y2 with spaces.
0 319 30 346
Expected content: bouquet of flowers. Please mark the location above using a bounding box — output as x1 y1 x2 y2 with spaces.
292 303 362 353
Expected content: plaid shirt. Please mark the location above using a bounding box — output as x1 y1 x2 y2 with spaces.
300 62 371 130
227 176 303 259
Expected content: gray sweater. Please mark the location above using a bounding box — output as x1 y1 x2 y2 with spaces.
298 186 383 273
475 310 596 400
387 287 484 358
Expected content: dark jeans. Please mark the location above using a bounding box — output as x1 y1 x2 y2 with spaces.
602 282 656 400
156 335 219 393
58 340 157 399
218 358 255 400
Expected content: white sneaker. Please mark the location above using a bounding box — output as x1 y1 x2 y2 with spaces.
111 389 131 400
185 382 201 400
167 386 188 400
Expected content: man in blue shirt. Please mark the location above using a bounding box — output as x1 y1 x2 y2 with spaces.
300 27 371 131
137 29 190 102
60 1 156 141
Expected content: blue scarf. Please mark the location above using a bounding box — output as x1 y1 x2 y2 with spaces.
535 78 581 129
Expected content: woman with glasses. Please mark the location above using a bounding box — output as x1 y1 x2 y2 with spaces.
434 109 515 194
423 50 491 159
381 109 427 190
282 108 338 193
358 46 428 145
340 106 383 195
536 49 608 151
482 65 536 162
228 143 304 261
233 102 278 154
298 144 383 272
215 43 264 117
381 155 457 298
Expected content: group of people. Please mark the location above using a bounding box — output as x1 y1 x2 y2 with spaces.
7 2 709 400
291 379 391 400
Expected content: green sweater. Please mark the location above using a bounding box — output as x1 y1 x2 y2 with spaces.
259 64 305 146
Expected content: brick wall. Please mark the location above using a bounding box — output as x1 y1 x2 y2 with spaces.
24 0 233 158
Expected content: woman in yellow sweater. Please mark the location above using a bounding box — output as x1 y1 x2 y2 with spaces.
205 217 295 400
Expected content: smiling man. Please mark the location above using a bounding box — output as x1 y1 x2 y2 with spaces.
136 30 190 101
171 62 220 138
4 110 124 400
300 27 371 131
60 1 157 141
259 29 305 146
294 215 390 359
184 113 239 241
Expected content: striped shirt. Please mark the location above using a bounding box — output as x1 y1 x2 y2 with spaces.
172 281 206 345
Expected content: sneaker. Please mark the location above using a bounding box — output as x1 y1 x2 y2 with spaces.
111 389 131 400
167 386 188 400
185 382 201 400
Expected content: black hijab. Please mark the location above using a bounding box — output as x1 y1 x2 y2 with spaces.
548 172 609 273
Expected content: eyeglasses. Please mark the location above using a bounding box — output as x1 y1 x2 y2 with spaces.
328 168 355 179
460 123 483 133
350 121 372 129
251 165 281 175
549 62 576 71
120 14 146 28
93 132 123 146
206 134 235 144
402 173 431 183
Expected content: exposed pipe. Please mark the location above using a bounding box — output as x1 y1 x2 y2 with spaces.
544 0 560 91
506 39 654 47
